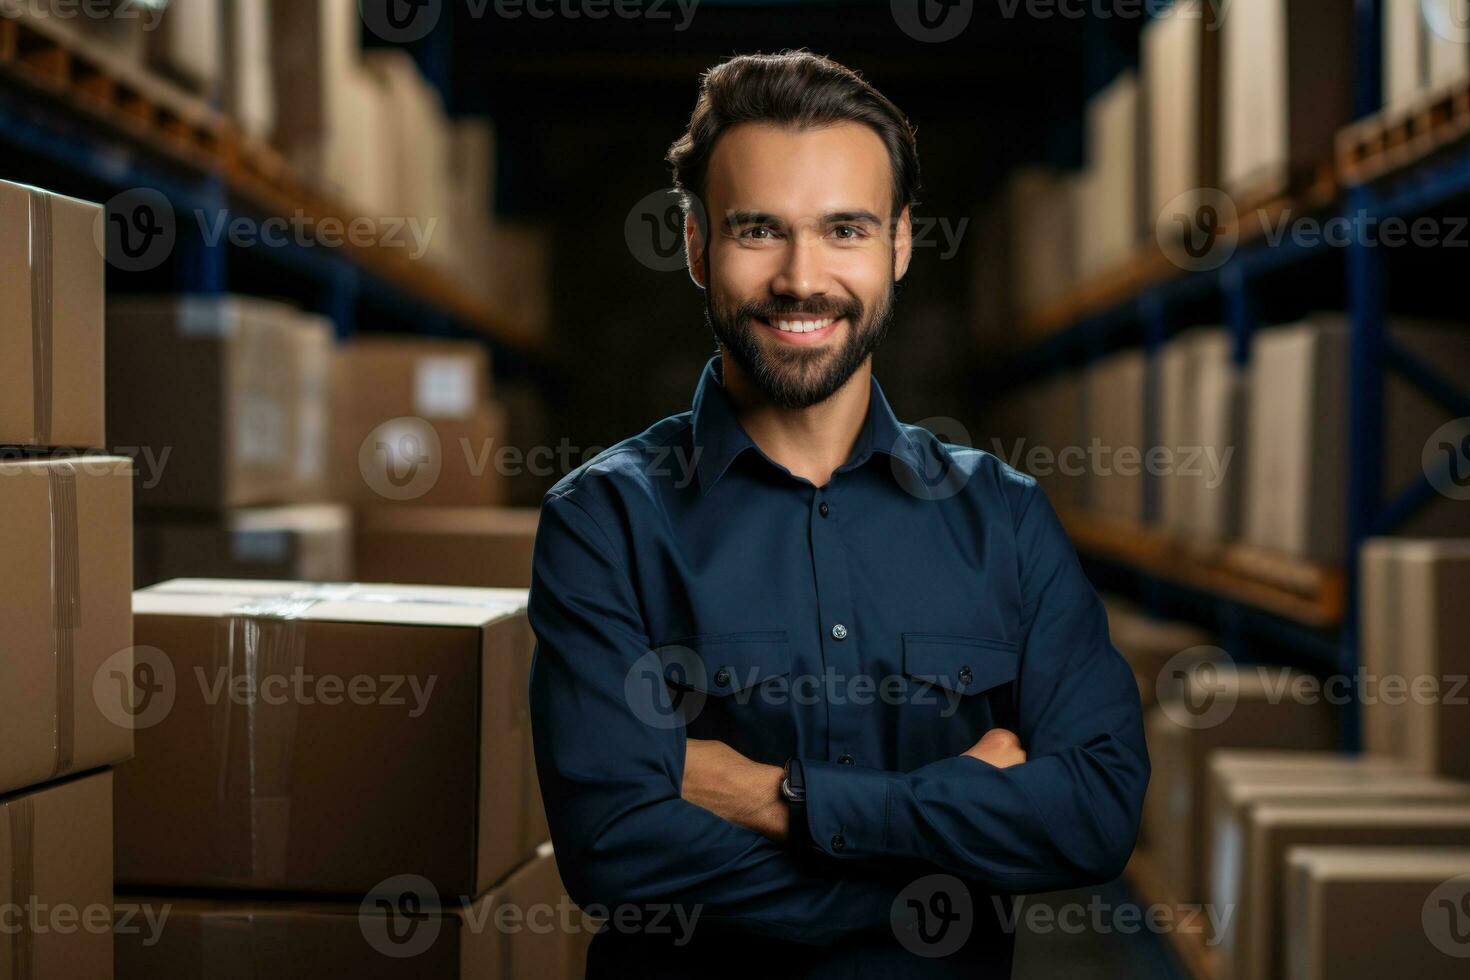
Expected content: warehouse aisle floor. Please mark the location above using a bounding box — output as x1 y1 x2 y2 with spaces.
1011 880 1184 980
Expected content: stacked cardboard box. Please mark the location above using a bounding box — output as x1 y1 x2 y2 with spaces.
1140 664 1338 904
1221 0 1354 200
1243 316 1470 561
1104 604 1213 708
113 579 571 977
1286 847 1470 980
134 505 354 587
148 0 222 97
364 50 454 267
484 222 554 345
332 337 508 508
1076 71 1147 281
1082 349 1149 524
1157 328 1242 542
0 179 134 978
1213 802 1470 980
1142 0 1221 235
222 0 276 141
355 506 539 588
1020 370 1086 510
1361 538 1470 779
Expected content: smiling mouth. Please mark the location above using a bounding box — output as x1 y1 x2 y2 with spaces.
755 315 844 341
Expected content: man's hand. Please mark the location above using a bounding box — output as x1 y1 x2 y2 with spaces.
682 738 789 843
963 728 1027 768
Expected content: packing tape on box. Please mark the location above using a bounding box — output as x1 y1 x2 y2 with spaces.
47 464 79 780
6 797 37 980
28 188 54 447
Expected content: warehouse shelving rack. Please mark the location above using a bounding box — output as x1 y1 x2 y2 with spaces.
0 10 541 365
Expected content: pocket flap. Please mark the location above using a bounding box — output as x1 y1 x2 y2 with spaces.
656 630 791 695
902 633 1018 694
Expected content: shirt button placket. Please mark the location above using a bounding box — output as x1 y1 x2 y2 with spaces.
810 485 862 764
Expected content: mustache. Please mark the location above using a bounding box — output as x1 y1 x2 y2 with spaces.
737 300 862 322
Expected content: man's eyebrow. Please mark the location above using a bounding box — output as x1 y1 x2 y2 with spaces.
721 209 885 227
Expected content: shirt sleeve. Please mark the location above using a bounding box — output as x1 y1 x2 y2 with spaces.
797 481 1150 892
527 487 902 945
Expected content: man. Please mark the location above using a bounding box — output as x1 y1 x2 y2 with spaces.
528 50 1148 977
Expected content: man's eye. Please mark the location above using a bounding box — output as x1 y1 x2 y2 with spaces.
832 225 863 240
740 227 776 240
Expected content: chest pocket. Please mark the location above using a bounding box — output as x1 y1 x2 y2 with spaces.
900 633 1020 759
656 630 794 762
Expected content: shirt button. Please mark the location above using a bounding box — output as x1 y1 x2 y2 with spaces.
958 665 973 686
714 667 732 687
830 623 848 641
838 754 854 765
819 502 830 517
830 833 846 852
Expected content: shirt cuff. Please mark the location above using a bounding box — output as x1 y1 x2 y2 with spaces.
801 759 894 859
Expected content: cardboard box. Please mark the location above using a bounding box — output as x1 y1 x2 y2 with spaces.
1385 0 1430 111
1361 538 1470 779
223 0 276 143
1157 329 1235 537
116 580 542 896
115 844 589 979
1105 607 1213 708
332 339 507 507
1191 342 1245 542
134 505 354 588
1141 666 1337 903
354 507 539 589
0 180 105 451
1426 0 1470 90
107 296 301 509
1077 71 1147 280
450 117 497 222
1082 349 1148 523
998 169 1079 319
1244 317 1470 560
363 51 451 238
1213 802 1470 980
1143 0 1221 228
0 770 115 978
149 0 222 96
483 222 552 345
1221 0 1354 199
19 0 150 66
1286 847 1470 980
1022 371 1087 509
288 313 335 503
0 456 133 797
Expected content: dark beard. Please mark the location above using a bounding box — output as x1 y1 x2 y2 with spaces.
704 281 897 410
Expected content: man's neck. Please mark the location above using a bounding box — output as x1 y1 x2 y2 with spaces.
720 351 872 488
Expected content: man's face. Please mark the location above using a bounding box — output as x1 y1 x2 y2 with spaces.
690 121 912 409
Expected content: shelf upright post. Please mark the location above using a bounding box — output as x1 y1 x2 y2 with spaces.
317 259 361 341
173 177 228 294
1220 261 1254 367
1354 0 1384 118
1343 183 1387 752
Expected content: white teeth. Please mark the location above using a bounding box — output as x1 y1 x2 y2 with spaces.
774 317 835 333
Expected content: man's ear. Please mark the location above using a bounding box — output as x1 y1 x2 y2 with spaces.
686 210 708 289
893 205 913 282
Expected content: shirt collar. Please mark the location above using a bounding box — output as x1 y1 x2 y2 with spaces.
690 353 926 494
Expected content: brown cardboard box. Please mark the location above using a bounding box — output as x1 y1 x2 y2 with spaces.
483 222 552 346
288 313 335 503
1083 349 1148 524
115 844 592 980
1190 341 1245 543
0 180 105 450
1214 802 1470 980
1426 0 1470 90
1077 71 1147 280
1106 604 1214 706
107 296 300 509
0 770 115 979
1244 318 1470 560
354 507 539 589
116 580 541 897
1143 0 1221 232
1385 0 1430 111
1221 0 1354 198
1141 665 1337 903
1157 329 1236 539
1361 538 1470 779
149 0 222 96
19 0 151 67
1022 371 1087 510
1285 847 1470 980
222 0 275 140
134 505 354 588
0 456 133 797
332 339 507 507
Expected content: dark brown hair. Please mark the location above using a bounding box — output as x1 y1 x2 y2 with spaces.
666 50 921 233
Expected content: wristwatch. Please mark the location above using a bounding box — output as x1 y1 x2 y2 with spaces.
780 757 811 848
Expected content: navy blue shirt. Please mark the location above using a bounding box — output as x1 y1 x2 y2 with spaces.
528 354 1148 977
